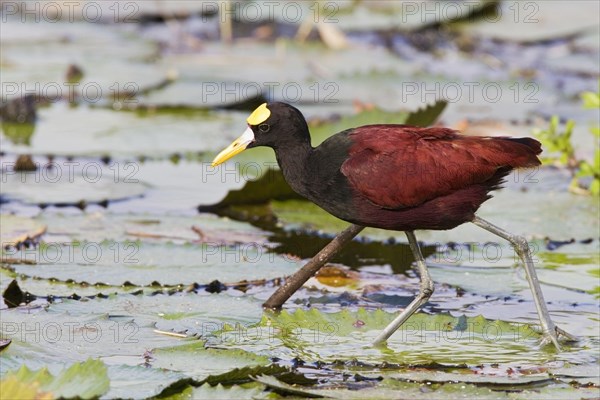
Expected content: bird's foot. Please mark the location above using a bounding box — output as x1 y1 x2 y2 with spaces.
540 330 560 351
556 326 577 342
540 326 577 351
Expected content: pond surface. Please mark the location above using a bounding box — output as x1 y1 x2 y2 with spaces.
1 1 599 399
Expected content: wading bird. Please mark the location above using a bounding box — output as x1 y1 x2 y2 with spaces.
212 102 571 350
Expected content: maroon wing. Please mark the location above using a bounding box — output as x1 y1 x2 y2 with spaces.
340 125 541 209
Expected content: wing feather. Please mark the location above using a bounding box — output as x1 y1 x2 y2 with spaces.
340 125 541 209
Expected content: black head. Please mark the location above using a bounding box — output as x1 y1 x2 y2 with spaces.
212 102 310 166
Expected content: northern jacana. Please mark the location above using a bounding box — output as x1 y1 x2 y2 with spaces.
212 102 571 350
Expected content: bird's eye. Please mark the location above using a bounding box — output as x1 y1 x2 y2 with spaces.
259 124 270 133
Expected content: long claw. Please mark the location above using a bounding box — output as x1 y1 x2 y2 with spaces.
556 326 577 342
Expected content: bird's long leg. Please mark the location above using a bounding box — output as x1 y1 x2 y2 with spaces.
471 215 571 350
373 231 434 345
263 224 365 310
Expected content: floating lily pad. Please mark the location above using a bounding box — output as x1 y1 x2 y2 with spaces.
215 308 598 367
106 159 248 212
0 214 46 248
105 364 185 399
462 1 600 43
0 292 285 398
152 341 270 379
241 0 496 32
0 104 248 158
160 39 418 95
254 373 594 400
34 212 269 245
0 268 142 301
1 212 277 297
138 80 265 109
1 18 164 103
0 292 265 366
1 163 149 206
0 358 109 400
157 382 268 400
5 239 299 286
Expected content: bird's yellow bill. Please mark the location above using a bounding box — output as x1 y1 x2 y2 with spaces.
211 126 255 167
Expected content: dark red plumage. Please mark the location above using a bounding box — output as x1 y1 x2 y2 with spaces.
334 125 541 231
342 125 541 209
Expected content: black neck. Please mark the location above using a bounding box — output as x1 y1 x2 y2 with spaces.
273 138 313 197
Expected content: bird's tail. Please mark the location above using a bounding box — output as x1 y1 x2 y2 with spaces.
497 137 542 168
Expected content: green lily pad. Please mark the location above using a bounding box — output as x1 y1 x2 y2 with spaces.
1 358 109 400
32 212 269 246
0 104 248 158
216 308 598 366
372 368 553 385
0 268 142 301
152 341 270 379
0 292 280 396
0 291 295 398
